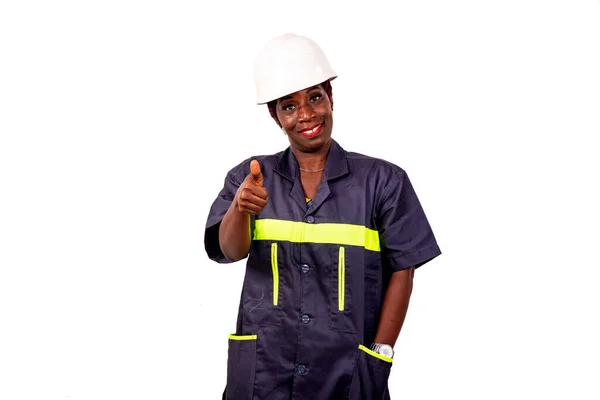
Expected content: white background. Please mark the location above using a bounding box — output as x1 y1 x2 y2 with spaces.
1 0 599 399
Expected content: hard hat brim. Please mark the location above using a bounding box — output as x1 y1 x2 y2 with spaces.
256 76 338 105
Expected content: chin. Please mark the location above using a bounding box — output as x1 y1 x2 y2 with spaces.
302 136 332 152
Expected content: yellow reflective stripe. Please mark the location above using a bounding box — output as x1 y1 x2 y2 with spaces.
229 334 257 341
271 243 279 306
338 246 345 311
358 344 393 363
254 219 380 252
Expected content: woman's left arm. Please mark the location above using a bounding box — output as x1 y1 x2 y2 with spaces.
373 266 415 347
373 170 441 348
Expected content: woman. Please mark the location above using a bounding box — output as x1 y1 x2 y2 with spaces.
205 33 441 400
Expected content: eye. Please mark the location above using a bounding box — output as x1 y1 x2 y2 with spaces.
282 103 295 112
310 93 322 102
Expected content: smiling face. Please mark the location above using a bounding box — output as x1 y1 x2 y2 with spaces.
276 84 333 153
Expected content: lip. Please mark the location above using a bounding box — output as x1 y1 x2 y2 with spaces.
298 123 323 138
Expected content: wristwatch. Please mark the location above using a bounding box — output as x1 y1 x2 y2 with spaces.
370 343 394 358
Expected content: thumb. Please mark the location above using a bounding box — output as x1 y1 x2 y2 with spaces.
250 160 263 186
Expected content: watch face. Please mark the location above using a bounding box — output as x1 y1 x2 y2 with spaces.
379 344 394 358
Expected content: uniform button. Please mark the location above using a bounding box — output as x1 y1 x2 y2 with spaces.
296 364 307 374
301 314 310 324
301 264 310 273
305 215 315 223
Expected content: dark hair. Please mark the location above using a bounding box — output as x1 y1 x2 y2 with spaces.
267 80 333 128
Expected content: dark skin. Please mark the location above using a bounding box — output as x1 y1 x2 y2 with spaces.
218 83 414 350
276 84 332 199
218 159 266 261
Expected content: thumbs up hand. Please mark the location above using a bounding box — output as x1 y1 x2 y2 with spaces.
250 159 263 187
234 160 269 215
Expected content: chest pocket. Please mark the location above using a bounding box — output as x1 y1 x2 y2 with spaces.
271 243 279 306
242 241 284 328
330 246 363 333
338 246 345 311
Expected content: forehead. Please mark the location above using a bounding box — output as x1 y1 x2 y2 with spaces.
277 85 323 102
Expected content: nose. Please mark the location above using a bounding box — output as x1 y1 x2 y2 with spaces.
298 102 316 122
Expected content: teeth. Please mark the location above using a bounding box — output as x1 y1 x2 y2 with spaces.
303 125 320 134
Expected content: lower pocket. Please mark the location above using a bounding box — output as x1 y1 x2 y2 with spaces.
348 344 392 400
226 334 257 400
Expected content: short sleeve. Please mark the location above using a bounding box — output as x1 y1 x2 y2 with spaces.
204 168 243 264
377 171 441 271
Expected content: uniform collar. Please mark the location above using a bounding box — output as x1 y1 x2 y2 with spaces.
274 139 349 182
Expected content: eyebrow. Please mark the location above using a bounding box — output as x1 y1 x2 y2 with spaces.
279 86 321 102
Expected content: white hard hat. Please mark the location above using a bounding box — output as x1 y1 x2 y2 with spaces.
253 33 337 105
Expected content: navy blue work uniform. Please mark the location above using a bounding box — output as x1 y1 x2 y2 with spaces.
205 139 441 400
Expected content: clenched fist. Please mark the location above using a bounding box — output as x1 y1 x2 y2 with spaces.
234 160 268 215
